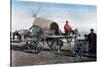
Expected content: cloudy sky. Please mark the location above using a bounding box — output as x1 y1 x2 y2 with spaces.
11 0 97 34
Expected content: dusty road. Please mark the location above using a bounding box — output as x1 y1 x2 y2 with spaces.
10 41 96 66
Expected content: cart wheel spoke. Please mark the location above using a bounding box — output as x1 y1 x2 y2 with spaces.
47 40 57 50
47 40 52 49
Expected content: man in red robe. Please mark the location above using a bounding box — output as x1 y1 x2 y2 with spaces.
64 21 73 35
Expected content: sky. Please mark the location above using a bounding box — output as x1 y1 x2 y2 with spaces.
11 0 97 34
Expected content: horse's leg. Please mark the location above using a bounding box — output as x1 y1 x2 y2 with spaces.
23 35 25 41
72 45 75 54
16 34 19 40
70 43 73 53
16 34 18 40
57 45 60 54
13 34 15 40
71 38 75 54
17 35 19 40
19 35 22 41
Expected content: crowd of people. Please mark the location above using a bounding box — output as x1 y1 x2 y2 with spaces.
64 20 97 55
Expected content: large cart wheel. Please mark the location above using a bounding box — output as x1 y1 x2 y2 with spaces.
26 25 45 54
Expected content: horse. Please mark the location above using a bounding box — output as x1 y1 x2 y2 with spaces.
13 31 22 41
20 30 28 41
13 29 28 42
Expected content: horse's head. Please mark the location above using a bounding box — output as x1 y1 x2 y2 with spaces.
72 29 80 38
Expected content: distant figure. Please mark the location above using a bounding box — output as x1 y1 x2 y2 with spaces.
22 30 28 41
87 28 96 54
64 21 73 35
77 40 84 58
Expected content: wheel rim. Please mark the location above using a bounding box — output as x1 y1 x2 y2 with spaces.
26 25 45 53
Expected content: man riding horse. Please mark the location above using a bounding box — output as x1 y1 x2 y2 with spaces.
64 20 73 35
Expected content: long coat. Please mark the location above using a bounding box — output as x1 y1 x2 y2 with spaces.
87 32 96 54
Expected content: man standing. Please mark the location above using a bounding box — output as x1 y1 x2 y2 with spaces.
87 28 96 54
64 21 73 35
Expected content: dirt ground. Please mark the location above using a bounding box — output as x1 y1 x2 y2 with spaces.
10 41 96 66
